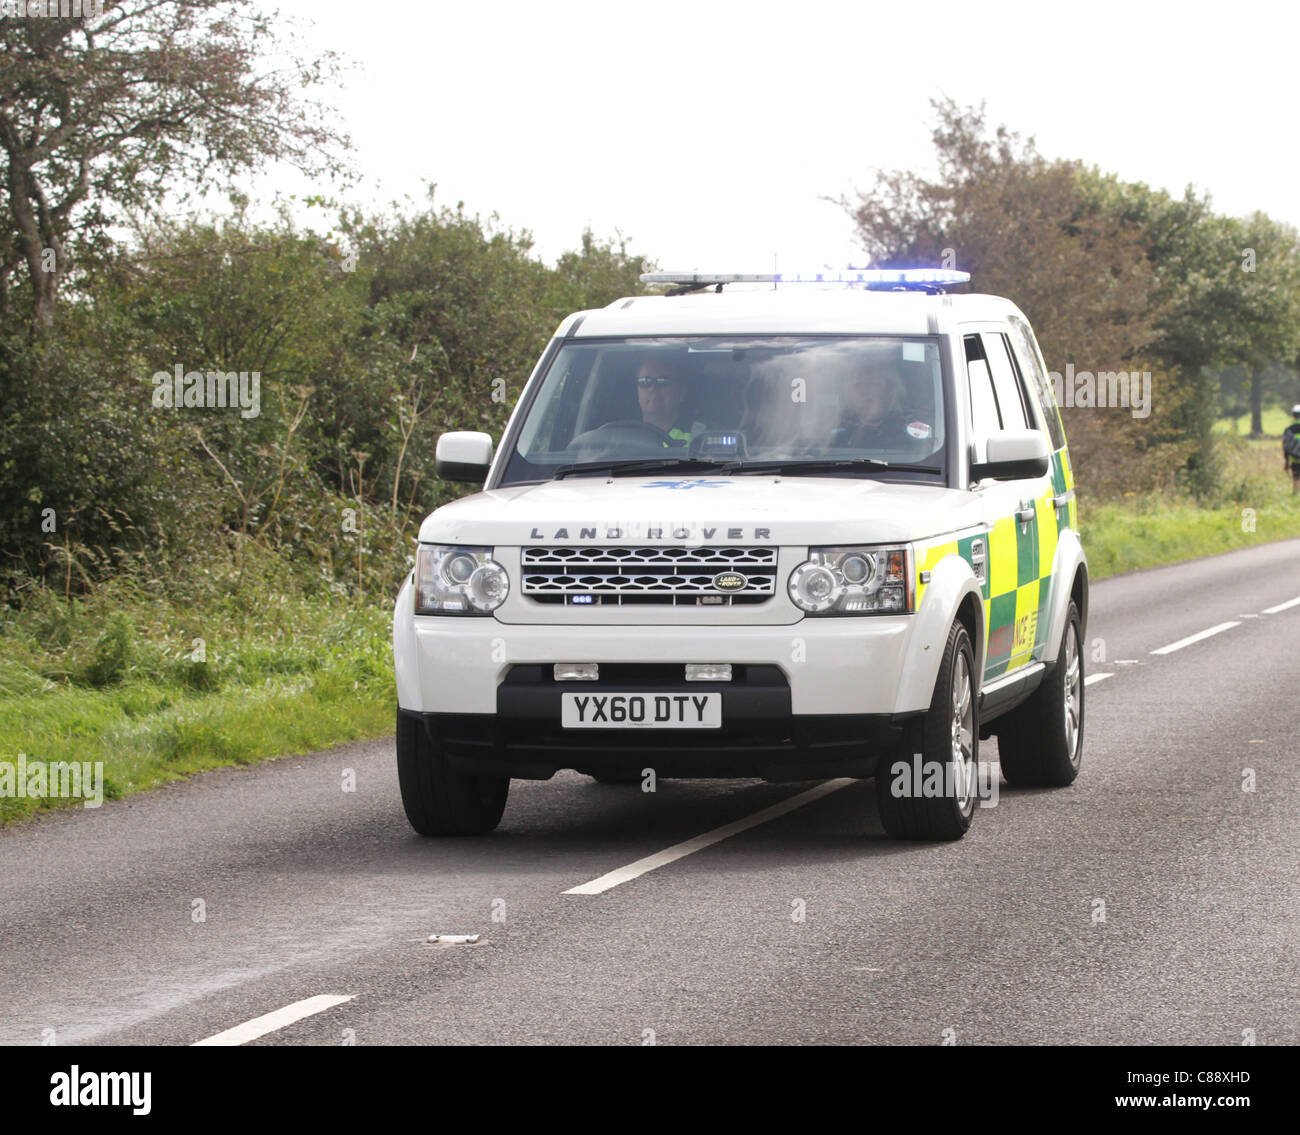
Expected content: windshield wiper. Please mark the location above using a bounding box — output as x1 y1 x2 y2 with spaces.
551 457 729 480
720 458 941 475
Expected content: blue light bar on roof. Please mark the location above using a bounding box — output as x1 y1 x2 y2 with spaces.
640 268 970 290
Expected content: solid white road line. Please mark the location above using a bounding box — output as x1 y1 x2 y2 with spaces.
1150 621 1240 656
564 779 856 895
1084 673 1114 687
1262 596 1300 614
191 994 355 1046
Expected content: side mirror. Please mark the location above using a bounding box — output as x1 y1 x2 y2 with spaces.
436 431 494 483
970 429 1050 482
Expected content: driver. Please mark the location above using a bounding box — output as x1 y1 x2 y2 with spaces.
634 358 700 447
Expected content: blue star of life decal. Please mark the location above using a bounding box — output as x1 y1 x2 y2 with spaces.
640 479 734 490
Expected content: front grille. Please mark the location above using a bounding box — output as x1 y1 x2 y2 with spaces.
521 545 778 606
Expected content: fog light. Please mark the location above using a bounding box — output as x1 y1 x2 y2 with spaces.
554 663 598 681
685 663 732 682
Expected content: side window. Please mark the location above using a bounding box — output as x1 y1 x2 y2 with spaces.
529 369 571 450
984 332 1030 430
518 351 593 455
964 335 1002 452
1007 316 1066 451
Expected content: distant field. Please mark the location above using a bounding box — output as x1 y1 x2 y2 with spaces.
1214 406 1296 436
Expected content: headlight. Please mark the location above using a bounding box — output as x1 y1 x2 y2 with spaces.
415 544 509 614
788 545 912 615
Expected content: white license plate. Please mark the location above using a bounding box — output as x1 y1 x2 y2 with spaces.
561 692 721 729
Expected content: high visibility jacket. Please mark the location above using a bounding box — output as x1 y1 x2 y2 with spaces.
662 420 705 448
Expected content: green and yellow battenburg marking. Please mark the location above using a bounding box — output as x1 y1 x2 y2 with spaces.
915 445 1076 681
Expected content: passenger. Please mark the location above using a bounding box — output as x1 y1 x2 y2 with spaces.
832 359 911 449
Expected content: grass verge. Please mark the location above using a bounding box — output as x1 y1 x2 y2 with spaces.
1081 494 1300 580
0 576 393 824
1081 433 1300 579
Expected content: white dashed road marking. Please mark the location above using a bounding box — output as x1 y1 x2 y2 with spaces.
564 779 855 895
1262 596 1300 614
1151 621 1240 656
192 994 355 1046
1084 673 1113 687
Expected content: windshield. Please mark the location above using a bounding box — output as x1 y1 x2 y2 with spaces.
499 335 947 485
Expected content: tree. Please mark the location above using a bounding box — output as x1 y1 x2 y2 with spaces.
1082 181 1300 487
338 200 651 519
0 0 347 329
0 196 653 594
1235 214 1300 436
844 99 1171 498
550 228 653 314
846 99 1300 497
847 99 1158 376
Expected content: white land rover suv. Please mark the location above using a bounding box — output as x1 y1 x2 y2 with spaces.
393 269 1087 841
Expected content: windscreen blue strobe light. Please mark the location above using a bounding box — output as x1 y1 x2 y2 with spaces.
640 268 971 289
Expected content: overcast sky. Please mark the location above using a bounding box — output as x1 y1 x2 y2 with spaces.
270 0 1298 274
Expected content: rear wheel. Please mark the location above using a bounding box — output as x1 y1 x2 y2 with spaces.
396 711 509 835
875 619 978 841
996 600 1084 787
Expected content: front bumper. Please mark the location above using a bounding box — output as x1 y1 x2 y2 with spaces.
403 670 918 780
394 579 923 717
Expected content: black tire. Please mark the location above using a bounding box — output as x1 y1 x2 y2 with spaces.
996 600 1084 787
874 619 978 841
396 711 509 836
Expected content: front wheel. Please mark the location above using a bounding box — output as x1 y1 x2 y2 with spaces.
874 619 978 841
396 711 509 835
995 600 1084 787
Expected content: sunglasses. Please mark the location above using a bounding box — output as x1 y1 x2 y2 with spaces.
636 375 682 389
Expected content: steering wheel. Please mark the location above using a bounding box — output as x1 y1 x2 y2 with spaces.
570 419 677 454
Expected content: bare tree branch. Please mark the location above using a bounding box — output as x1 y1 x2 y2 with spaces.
0 0 351 329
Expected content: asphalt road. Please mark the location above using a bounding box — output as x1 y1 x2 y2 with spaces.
2 540 1298 1046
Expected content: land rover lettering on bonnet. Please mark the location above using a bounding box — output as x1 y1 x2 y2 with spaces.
394 268 1088 840
526 526 773 540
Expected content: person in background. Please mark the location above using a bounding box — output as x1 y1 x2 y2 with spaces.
1284 404 1300 494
